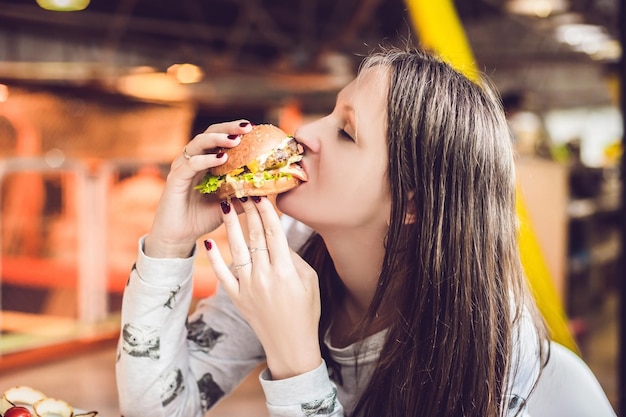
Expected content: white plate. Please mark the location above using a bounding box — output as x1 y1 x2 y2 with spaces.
20 405 98 416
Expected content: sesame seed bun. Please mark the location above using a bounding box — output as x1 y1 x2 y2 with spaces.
196 123 307 199
209 124 291 177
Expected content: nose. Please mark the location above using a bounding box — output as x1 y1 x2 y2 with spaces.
294 117 323 153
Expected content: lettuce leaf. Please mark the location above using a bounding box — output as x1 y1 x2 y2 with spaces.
194 174 224 194
195 170 294 194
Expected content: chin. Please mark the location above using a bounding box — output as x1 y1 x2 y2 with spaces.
276 185 324 232
277 184 312 215
275 185 300 215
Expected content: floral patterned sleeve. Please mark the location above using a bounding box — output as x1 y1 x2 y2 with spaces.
117 229 344 417
116 236 265 417
259 361 344 417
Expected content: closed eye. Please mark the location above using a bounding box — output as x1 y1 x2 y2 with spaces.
338 128 354 141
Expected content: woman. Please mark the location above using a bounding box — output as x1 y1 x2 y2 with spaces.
116 46 548 417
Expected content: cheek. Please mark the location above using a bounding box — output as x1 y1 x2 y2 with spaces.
346 173 391 214
278 150 391 226
340 159 391 219
282 166 390 225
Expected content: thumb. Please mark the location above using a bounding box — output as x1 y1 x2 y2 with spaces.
290 250 319 292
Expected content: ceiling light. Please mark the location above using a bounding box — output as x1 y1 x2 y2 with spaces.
588 39 622 61
554 23 620 60
36 0 90 12
506 0 568 17
167 64 204 84
117 72 191 102
555 23 608 46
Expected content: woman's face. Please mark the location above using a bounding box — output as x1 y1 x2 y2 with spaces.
277 66 391 233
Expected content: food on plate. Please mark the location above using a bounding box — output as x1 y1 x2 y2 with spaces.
3 405 32 417
1 387 45 414
195 124 308 199
32 398 73 417
0 386 97 417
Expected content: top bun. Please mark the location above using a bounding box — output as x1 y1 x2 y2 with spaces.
209 124 289 176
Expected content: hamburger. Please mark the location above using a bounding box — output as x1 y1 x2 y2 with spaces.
195 124 307 199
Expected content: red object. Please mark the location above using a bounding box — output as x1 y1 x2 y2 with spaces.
3 406 33 417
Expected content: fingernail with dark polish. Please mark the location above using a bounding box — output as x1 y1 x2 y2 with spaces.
220 200 231 214
239 122 249 127
239 197 248 203
227 134 239 140
204 240 212 250
216 151 225 158
251 196 262 203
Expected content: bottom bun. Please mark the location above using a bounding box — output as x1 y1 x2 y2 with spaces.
216 176 302 200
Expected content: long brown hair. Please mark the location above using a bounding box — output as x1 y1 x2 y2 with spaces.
300 46 547 417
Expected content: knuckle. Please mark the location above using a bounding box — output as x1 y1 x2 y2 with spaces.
264 224 281 238
243 203 257 215
230 244 248 259
249 228 265 242
222 214 239 227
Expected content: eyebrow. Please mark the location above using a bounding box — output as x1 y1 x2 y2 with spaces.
336 87 359 141
336 90 355 121
340 103 357 138
341 102 355 119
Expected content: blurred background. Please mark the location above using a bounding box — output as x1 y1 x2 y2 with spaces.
0 0 622 415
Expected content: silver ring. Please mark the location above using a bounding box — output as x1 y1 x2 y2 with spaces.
183 145 192 160
234 259 252 270
249 247 269 254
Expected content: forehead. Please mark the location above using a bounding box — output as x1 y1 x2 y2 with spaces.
334 66 389 151
338 65 389 111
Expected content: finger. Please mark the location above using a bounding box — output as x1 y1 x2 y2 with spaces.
240 197 270 267
203 119 253 135
183 132 241 159
203 239 239 297
290 250 319 291
181 119 253 162
178 151 229 174
220 200 253 279
251 196 291 267
167 153 228 189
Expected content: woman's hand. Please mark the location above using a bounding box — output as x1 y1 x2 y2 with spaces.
144 120 253 259
205 196 322 380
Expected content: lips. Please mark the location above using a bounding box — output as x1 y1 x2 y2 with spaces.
295 157 308 183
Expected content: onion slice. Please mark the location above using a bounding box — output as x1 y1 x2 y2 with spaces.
32 398 73 417
1 386 47 413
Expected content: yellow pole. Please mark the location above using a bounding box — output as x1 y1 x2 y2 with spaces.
404 0 578 353
516 189 578 351
404 0 479 82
